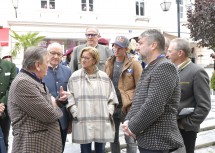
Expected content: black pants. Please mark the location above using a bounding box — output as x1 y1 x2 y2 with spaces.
110 109 137 153
59 106 70 152
180 129 197 153
60 126 68 152
138 147 169 153
0 108 11 152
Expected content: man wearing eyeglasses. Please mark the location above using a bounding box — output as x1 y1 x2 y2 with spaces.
70 26 113 72
43 42 72 152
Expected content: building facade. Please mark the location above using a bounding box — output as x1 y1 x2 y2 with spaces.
0 0 213 67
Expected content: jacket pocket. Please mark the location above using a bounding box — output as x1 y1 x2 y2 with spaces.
28 129 48 134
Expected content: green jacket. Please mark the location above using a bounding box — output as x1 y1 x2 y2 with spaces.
0 59 16 105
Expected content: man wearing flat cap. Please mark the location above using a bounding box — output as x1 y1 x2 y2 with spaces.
105 36 142 153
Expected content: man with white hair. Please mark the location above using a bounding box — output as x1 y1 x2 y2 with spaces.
43 42 72 152
166 38 211 153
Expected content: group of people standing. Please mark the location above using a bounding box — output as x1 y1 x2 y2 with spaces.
0 26 211 153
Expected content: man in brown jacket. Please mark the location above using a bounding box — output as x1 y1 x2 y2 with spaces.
105 36 142 153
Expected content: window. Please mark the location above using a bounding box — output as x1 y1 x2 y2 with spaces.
41 0 55 9
82 0 93 12
136 0 144 16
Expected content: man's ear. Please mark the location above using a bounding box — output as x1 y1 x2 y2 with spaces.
178 50 184 57
151 42 158 50
35 62 40 71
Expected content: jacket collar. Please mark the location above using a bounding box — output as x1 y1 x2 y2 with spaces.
82 66 99 75
107 54 134 68
48 65 59 71
106 54 134 79
178 59 191 72
20 68 42 83
144 56 166 71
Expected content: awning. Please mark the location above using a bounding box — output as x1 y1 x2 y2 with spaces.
0 28 9 46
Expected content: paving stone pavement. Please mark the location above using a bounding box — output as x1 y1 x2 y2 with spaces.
63 95 215 153
7 95 215 153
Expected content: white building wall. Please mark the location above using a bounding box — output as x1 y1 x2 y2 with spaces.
0 0 212 68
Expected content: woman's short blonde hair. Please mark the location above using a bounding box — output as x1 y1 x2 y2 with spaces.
79 47 100 65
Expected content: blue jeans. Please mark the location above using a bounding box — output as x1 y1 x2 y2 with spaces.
0 127 6 153
81 142 105 153
0 108 10 152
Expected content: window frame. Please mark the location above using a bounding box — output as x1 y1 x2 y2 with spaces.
136 0 145 17
41 0 55 9
81 0 94 12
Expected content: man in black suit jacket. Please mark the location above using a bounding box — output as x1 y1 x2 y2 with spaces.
122 29 184 153
166 38 211 153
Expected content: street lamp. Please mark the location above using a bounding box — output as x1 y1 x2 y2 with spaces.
160 1 171 11
161 0 181 38
12 0 19 18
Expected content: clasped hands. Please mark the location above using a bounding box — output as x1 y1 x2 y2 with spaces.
121 120 136 140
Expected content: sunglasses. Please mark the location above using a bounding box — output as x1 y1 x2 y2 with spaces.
85 34 98 37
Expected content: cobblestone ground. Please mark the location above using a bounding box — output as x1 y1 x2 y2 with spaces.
7 98 215 153
7 68 215 153
195 146 215 153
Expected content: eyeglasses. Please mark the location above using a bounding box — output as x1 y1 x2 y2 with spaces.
85 34 98 37
81 56 94 61
49 52 63 57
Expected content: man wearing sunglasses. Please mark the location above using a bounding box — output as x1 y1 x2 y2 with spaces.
70 26 113 72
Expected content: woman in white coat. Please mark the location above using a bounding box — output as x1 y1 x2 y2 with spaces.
67 47 118 153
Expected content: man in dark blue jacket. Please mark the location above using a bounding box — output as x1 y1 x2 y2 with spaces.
43 42 72 152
